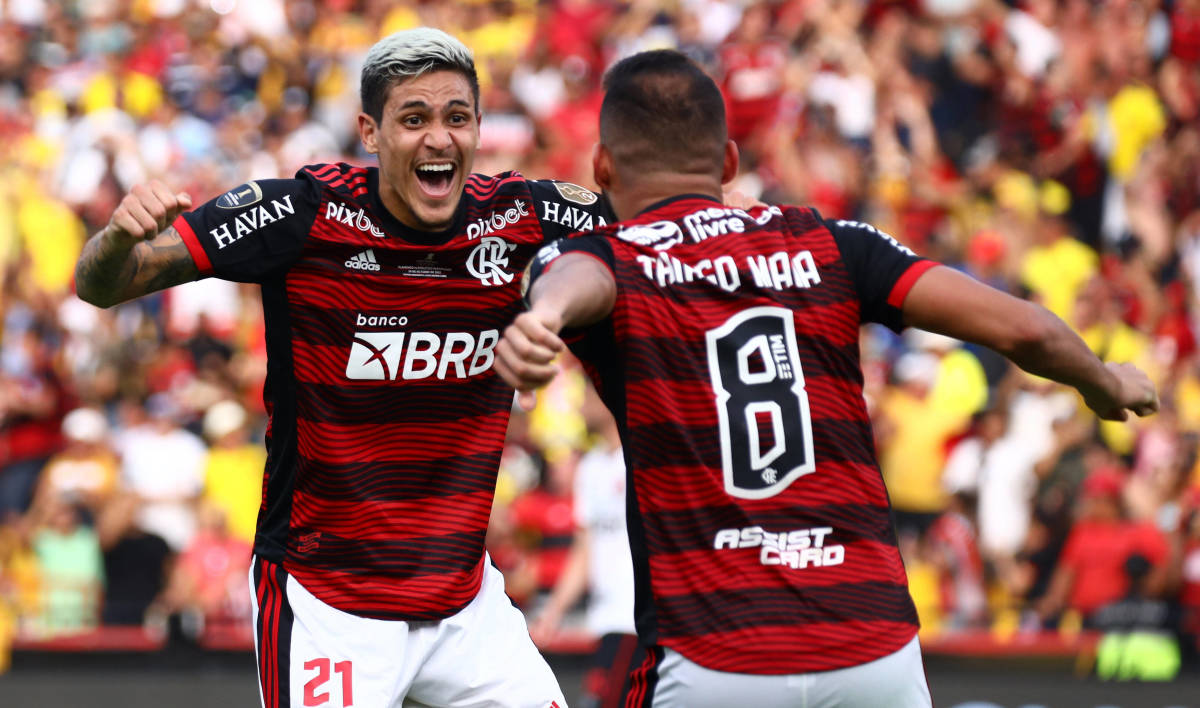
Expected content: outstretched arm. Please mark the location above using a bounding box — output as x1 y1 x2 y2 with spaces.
493 253 616 403
902 265 1158 421
75 181 198 308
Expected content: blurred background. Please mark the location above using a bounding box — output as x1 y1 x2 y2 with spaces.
0 0 1198 706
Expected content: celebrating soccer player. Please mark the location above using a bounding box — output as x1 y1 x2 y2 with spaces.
494 50 1159 708
75 27 610 708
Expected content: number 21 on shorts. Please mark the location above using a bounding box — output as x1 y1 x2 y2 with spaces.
706 306 815 499
304 658 353 707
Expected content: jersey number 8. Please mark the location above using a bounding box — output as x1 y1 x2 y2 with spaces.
706 307 815 499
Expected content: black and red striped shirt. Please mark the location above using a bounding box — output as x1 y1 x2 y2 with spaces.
175 162 610 620
527 195 935 674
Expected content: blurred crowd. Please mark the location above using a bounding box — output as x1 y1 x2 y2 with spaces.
0 0 1199 678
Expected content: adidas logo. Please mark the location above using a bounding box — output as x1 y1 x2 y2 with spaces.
345 249 381 271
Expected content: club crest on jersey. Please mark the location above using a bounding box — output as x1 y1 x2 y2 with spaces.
467 236 518 286
216 181 263 209
617 221 684 251
553 182 598 205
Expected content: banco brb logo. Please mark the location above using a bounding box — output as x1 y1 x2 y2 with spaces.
346 332 405 380
345 326 500 381
467 237 517 286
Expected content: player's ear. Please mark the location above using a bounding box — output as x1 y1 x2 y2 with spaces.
721 139 740 185
593 143 614 191
358 113 379 155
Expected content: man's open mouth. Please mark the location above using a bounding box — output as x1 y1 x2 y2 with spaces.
416 162 456 198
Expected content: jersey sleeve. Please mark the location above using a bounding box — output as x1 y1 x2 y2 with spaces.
172 177 320 283
522 233 616 307
823 216 938 331
526 180 616 242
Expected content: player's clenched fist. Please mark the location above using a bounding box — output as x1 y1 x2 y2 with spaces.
105 181 193 245
493 310 566 408
1083 361 1160 422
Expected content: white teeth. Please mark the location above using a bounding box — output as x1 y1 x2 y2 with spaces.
417 164 453 173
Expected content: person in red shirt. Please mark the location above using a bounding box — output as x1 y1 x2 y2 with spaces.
1035 469 1169 625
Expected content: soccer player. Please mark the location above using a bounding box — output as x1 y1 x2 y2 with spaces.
75 28 610 708
493 50 1159 708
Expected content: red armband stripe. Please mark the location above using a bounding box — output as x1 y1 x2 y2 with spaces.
886 259 938 309
173 215 213 277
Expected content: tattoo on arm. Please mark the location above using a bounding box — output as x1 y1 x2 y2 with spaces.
76 227 200 308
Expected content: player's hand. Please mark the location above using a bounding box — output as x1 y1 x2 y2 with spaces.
105 181 193 247
1083 362 1159 421
722 188 766 210
494 310 566 408
528 608 563 647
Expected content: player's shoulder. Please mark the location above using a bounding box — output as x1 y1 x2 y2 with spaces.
463 170 528 200
297 162 372 201
822 216 916 257
525 179 603 209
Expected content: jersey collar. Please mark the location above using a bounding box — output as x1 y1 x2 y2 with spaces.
367 168 468 246
634 193 723 218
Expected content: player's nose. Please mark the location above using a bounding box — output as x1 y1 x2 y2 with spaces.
423 123 453 151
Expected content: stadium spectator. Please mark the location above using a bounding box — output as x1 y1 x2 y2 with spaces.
495 48 1157 706
28 493 103 636
942 402 1042 586
156 501 253 637
112 394 206 553
1035 469 1170 627
529 394 641 708
199 399 263 547
876 349 965 540
93 488 171 628
26 406 118 526
508 447 577 596
0 322 68 521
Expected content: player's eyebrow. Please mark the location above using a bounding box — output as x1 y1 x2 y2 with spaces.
397 99 474 112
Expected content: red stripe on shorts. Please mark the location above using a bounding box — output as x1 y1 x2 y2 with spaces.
625 646 661 708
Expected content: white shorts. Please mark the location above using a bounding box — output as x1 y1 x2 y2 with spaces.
633 634 931 708
249 554 567 708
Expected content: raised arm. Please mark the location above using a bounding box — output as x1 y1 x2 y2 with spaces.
901 265 1158 421
75 181 198 308
493 252 616 398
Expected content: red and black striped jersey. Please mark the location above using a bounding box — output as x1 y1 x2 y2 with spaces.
174 163 611 620
527 194 936 674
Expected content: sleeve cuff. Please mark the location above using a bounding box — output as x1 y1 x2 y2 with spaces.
886 259 938 309
172 215 213 277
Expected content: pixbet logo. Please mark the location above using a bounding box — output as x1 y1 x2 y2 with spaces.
467 237 517 286
466 200 529 240
325 201 385 238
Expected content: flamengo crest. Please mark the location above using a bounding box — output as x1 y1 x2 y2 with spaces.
467 237 518 286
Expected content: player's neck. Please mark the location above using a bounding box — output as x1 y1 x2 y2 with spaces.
610 174 724 220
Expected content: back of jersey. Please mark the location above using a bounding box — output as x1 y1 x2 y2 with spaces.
546 195 936 674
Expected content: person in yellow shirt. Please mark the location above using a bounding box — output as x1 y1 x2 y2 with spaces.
14 173 86 296
1021 182 1098 325
878 351 972 540
200 400 264 546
